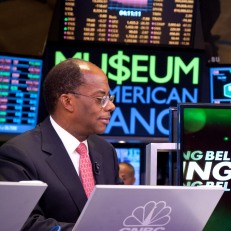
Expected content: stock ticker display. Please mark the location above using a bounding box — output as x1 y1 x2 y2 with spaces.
0 55 43 135
62 0 195 47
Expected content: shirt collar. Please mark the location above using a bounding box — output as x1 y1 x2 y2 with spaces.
49 116 88 154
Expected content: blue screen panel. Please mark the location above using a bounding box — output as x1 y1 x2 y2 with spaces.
0 54 43 138
115 147 141 185
210 65 231 104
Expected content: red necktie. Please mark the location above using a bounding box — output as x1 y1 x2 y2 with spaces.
76 143 95 198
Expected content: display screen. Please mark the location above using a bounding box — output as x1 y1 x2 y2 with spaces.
210 65 231 104
177 103 231 230
0 54 43 139
61 0 196 48
42 43 205 140
115 146 141 185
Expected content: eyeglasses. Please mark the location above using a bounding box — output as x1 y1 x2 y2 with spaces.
69 92 115 108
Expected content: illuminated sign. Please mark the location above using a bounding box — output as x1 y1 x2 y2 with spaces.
44 45 204 138
184 150 231 190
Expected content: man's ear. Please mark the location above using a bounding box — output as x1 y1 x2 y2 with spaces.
60 94 74 112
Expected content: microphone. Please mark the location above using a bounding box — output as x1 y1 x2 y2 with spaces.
94 162 100 175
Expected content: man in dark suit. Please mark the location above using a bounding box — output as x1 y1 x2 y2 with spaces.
0 58 121 230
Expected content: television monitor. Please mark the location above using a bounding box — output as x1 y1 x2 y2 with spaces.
114 144 142 185
210 64 231 104
56 0 199 48
113 142 150 185
177 103 231 230
0 54 43 141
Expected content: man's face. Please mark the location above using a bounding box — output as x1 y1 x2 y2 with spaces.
70 64 115 139
119 164 135 185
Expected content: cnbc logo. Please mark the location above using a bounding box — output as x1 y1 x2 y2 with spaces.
224 83 231 98
119 201 171 231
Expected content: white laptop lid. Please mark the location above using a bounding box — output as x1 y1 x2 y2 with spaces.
0 181 47 231
73 185 224 231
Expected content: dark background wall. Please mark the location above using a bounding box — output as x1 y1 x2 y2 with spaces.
0 0 55 57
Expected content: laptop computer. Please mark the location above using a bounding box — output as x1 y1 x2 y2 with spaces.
73 185 224 231
0 181 47 231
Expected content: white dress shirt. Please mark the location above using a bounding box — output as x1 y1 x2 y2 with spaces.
50 116 89 175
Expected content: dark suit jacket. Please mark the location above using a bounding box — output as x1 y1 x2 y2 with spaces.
0 117 121 231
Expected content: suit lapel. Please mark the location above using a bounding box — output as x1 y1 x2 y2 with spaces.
88 138 105 184
40 118 87 212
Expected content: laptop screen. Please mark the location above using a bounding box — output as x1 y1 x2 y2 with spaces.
73 185 223 231
0 181 47 231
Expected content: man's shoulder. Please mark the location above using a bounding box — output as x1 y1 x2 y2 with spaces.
88 134 108 143
88 135 113 149
0 125 41 149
